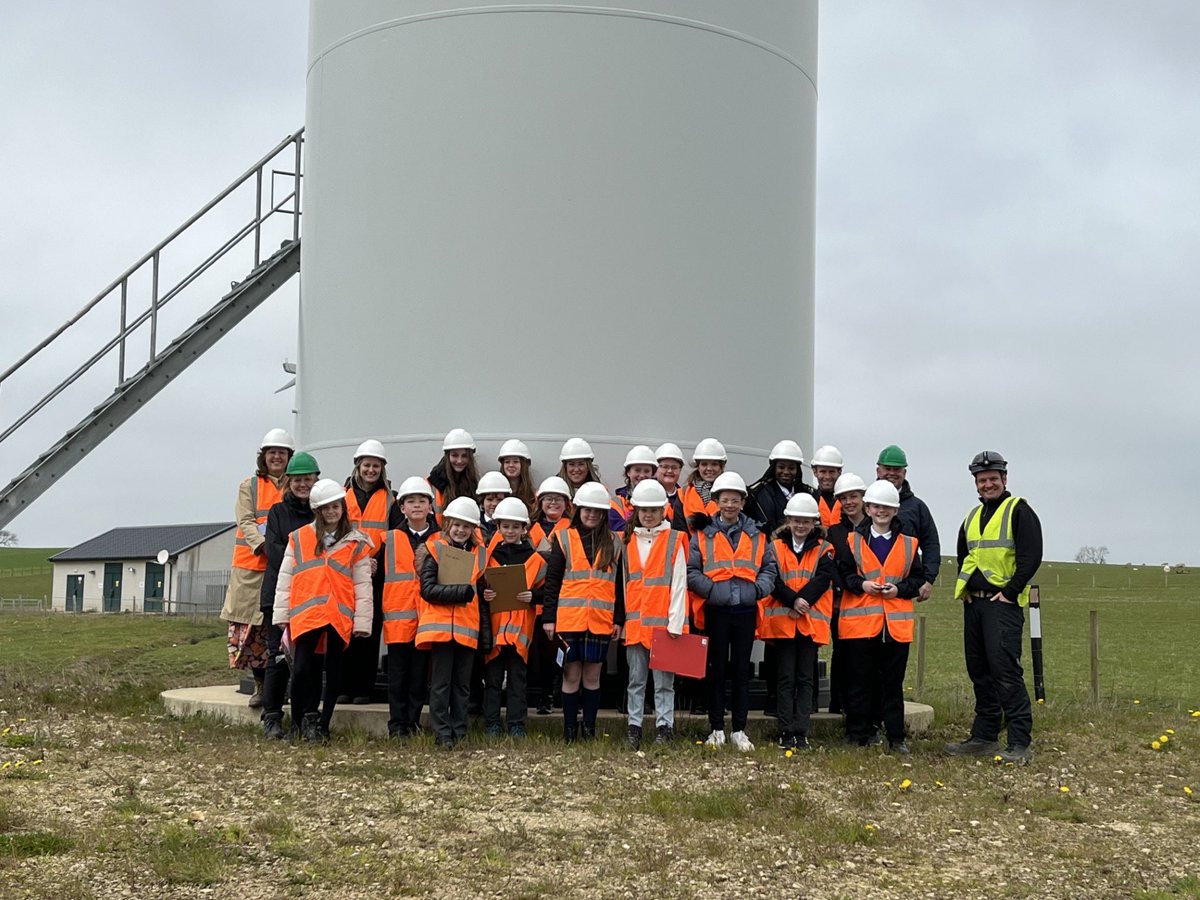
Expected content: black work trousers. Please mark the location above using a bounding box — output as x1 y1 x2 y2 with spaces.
528 615 559 710
291 624 346 731
484 646 529 729
842 634 909 743
428 642 475 742
704 607 757 733
826 600 845 713
774 633 819 737
385 641 429 736
261 609 290 721
963 596 1032 747
341 593 382 700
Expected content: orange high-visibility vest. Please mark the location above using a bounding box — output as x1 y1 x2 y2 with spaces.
839 532 918 642
345 485 392 551
690 528 766 631
380 530 420 644
681 483 717 521
759 539 834 645
286 526 371 646
554 529 622 635
624 529 688 649
416 538 486 650
529 517 568 549
231 475 283 572
818 495 842 529
485 547 547 663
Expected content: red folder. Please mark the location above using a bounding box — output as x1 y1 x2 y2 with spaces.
649 630 709 679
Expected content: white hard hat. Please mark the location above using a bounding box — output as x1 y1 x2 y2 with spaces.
396 476 435 500
768 440 805 464
497 439 531 461
710 471 747 497
655 442 685 464
630 479 668 508
623 445 658 469
692 437 727 463
476 471 512 496
863 479 901 509
559 437 594 461
493 497 531 524
811 445 844 468
260 428 295 451
572 482 611 510
536 476 571 498
783 494 820 519
309 478 346 510
442 496 481 525
353 439 387 463
833 472 867 496
442 428 476 451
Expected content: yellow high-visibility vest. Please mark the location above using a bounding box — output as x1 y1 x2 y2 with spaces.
955 495 1029 606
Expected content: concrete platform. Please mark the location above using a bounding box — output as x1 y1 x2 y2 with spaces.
161 684 934 740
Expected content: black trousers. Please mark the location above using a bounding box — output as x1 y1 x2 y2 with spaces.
827 600 845 713
528 615 559 709
261 608 289 720
291 624 347 731
964 596 1032 747
704 607 757 733
774 634 819 737
428 642 475 742
385 641 429 736
841 634 909 743
341 593 383 700
484 646 529 729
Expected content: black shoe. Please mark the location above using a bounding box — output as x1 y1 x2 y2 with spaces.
997 744 1033 765
888 739 910 756
468 702 483 716
564 720 578 743
485 723 503 737
625 724 643 749
691 703 708 716
336 695 352 704
580 722 596 741
763 701 778 718
793 735 811 751
509 724 527 740
944 736 1001 757
777 732 794 749
435 736 456 749
865 732 884 747
300 712 324 743
262 713 285 741
536 703 552 716
654 725 673 745
351 696 371 705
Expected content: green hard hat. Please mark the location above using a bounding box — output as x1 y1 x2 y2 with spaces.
876 444 908 467
285 451 320 476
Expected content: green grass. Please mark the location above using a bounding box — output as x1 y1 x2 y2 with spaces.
0 547 60 600
0 831 73 859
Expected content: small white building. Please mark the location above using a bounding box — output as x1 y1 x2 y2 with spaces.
50 522 234 614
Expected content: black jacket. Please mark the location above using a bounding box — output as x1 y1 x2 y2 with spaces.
835 517 925 601
482 538 546 609
541 526 625 627
895 481 941 585
259 491 314 611
770 531 837 608
956 491 1043 602
747 479 817 538
417 536 492 652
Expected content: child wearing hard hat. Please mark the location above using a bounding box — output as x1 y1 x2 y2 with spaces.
416 496 490 748
835 479 925 753
681 438 726 528
497 439 537 513
476 471 513 548
542 482 626 741
557 437 603 498
528 475 573 715
428 428 480 516
609 445 658 530
621 479 689 747
481 497 547 738
653 443 691 534
381 476 441 738
746 440 815 538
273 478 374 742
761 494 835 750
686 471 778 752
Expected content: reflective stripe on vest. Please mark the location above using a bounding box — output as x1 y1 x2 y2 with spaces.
484 545 546 663
954 496 1030 606
556 529 622 636
759 538 834 644
839 532 918 642
381 530 420 644
624 529 686 648
231 475 283 572
818 495 842 529
700 530 765 581
345 486 392 549
286 526 369 645
415 538 486 650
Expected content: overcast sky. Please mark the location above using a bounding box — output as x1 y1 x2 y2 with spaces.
2 2 1197 566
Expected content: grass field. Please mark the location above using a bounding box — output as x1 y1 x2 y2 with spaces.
0 563 1197 898
0 548 60 601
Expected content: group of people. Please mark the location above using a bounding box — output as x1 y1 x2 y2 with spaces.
220 429 1042 763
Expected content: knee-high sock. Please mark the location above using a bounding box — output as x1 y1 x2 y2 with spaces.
581 687 601 728
561 689 580 726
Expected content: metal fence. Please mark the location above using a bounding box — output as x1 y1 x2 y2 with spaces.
174 569 230 617
0 596 49 611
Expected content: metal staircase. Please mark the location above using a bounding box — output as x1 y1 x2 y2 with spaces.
0 129 305 529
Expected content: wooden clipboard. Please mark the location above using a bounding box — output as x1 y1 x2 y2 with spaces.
436 545 478 585
486 564 531 613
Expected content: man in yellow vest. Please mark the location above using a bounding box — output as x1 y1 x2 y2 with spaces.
945 451 1043 765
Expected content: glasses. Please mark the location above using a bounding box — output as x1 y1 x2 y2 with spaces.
542 496 566 505
657 463 681 472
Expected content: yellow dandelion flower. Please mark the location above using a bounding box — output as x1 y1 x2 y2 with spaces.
1151 740 1162 750
1133 699 1141 705
1192 710 1200 718
899 779 912 790
864 824 876 832
1059 786 1070 794
0 762 9 770
31 759 43 766
935 780 944 788
13 761 23 768
694 740 703 746
1037 698 1045 705
1159 735 1169 743
994 754 1004 762
785 750 794 759
1165 729 1175 735
1184 786 1194 797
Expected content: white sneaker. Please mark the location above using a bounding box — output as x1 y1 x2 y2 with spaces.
705 729 726 747
730 730 755 752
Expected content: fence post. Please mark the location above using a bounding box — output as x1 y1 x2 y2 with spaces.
915 615 927 700
1089 610 1100 704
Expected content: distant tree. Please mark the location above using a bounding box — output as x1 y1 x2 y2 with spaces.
0 530 17 547
1074 545 1109 564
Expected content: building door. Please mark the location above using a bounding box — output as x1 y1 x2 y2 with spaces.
144 562 164 613
103 563 122 612
66 575 84 612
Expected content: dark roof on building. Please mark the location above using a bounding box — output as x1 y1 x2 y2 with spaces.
50 523 235 562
